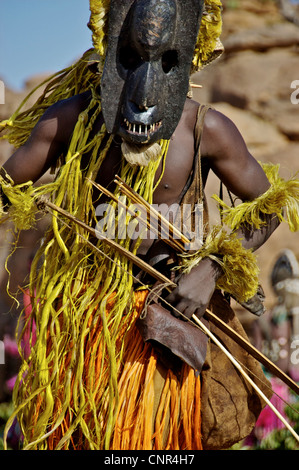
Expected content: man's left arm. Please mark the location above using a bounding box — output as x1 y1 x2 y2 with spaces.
166 109 287 319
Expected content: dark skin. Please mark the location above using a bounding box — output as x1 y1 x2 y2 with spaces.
3 92 280 320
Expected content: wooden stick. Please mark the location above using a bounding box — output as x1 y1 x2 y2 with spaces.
114 180 185 251
37 197 176 289
89 178 299 395
38 193 299 411
192 314 299 443
87 178 185 253
114 176 181 238
114 175 190 247
205 309 299 396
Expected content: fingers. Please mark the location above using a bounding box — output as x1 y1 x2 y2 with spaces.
193 307 205 321
172 300 193 319
166 298 205 321
164 285 209 320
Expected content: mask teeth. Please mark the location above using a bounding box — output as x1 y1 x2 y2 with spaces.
124 119 161 135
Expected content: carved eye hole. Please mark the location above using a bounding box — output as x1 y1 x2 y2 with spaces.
162 50 178 73
119 46 142 70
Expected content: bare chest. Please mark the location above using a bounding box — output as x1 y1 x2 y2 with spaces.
94 139 195 208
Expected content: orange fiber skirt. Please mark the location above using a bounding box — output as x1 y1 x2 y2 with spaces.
41 290 203 450
111 290 203 450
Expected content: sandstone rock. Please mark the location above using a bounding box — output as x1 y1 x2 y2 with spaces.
278 0 299 26
274 103 299 140
0 82 24 121
221 0 282 39
223 22 299 53
260 142 299 177
195 48 299 141
209 102 289 158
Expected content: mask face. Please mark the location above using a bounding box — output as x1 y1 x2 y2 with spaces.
101 0 204 145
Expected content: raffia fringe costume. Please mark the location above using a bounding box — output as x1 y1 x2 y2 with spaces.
1 0 299 450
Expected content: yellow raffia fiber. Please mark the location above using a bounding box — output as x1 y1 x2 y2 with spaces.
89 0 110 58
0 49 101 149
0 19 169 449
192 0 223 72
3 182 36 231
213 163 299 232
179 226 260 303
180 162 299 303
3 88 170 449
0 169 40 230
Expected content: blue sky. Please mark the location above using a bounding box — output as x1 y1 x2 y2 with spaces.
0 0 92 91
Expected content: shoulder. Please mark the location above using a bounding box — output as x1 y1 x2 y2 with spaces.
181 98 200 128
34 91 93 144
200 106 249 159
203 107 240 139
44 91 92 119
180 99 236 140
198 106 271 199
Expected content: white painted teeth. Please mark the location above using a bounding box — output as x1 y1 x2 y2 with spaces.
123 118 161 135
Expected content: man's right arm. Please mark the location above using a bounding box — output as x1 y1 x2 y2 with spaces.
3 94 88 184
